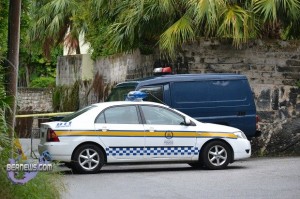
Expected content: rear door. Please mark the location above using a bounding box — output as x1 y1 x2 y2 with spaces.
140 105 198 161
94 105 145 161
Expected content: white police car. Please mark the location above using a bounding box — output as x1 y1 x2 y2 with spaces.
38 92 251 174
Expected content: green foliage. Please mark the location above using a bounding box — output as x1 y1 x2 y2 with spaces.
81 0 300 59
1 54 64 199
0 64 11 148
30 0 300 59
19 0 62 87
0 148 66 199
30 77 56 88
31 0 85 57
296 80 300 88
84 19 117 59
52 87 61 112
0 1 9 55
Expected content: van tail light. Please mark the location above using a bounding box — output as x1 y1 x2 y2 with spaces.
46 128 60 142
256 115 260 129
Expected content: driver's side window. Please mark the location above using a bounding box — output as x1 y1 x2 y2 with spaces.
140 105 184 125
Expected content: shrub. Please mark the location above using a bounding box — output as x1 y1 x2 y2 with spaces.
30 77 55 88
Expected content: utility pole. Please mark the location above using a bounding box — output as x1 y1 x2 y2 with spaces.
7 0 21 157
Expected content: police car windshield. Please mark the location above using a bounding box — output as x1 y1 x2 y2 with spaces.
106 85 137 101
60 105 97 122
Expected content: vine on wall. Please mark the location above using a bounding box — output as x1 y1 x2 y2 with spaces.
52 81 80 112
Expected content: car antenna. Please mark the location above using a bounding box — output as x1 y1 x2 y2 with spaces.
145 91 168 106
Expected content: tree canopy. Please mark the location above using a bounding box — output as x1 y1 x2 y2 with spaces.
88 0 300 58
23 0 300 59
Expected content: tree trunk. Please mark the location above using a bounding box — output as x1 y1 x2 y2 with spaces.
6 0 21 157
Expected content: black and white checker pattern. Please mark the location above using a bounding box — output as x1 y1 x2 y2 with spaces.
106 146 199 156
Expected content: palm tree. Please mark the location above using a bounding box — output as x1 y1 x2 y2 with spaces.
92 0 300 58
31 0 87 58
253 0 300 39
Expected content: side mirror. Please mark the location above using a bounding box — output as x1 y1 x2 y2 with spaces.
184 117 191 126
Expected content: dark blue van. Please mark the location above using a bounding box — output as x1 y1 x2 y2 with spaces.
106 74 261 138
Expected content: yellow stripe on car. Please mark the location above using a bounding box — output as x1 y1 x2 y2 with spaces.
198 132 238 139
55 130 237 139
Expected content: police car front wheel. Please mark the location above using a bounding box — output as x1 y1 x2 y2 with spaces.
201 140 232 170
72 144 104 174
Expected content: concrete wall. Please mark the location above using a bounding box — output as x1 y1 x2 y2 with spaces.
56 54 94 86
57 50 155 107
94 50 154 84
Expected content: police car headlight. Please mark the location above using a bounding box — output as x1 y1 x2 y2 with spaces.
234 131 247 139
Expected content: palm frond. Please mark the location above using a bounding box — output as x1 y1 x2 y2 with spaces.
218 4 253 47
253 0 300 22
159 15 195 58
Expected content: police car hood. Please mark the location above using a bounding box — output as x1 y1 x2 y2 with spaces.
200 123 242 133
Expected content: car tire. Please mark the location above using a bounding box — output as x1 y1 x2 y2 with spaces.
201 140 232 170
72 144 104 174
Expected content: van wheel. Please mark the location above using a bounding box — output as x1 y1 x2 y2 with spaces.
201 141 231 170
72 144 104 174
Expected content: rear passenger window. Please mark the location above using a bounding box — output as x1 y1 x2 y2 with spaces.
95 106 140 124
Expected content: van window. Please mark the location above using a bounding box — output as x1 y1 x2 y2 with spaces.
139 86 163 103
106 85 137 101
172 80 248 103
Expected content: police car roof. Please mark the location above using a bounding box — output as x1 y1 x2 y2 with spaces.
116 73 247 87
92 100 165 108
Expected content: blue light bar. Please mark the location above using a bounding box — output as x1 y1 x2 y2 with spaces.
125 91 148 101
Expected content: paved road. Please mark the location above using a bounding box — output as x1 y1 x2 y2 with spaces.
62 157 300 199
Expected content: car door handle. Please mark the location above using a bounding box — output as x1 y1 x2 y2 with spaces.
145 127 155 132
100 127 108 132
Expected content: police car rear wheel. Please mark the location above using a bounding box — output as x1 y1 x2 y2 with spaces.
201 140 231 170
72 144 104 174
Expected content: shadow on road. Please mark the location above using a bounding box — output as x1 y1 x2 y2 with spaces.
58 164 247 175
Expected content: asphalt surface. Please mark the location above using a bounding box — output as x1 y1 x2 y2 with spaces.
62 157 300 199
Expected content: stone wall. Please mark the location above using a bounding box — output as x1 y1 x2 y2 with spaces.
16 88 53 138
17 88 53 113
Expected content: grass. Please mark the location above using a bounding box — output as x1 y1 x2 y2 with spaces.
0 149 66 199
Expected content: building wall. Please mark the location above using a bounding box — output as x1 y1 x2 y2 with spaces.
94 50 154 84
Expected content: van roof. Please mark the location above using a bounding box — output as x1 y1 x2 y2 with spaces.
116 73 247 87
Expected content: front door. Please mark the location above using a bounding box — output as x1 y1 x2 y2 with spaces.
140 105 198 161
